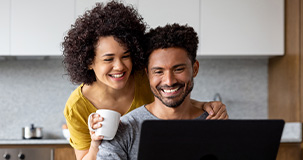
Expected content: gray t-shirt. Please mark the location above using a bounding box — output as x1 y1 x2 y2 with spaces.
97 105 208 160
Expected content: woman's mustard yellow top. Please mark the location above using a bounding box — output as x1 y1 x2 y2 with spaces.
63 72 154 150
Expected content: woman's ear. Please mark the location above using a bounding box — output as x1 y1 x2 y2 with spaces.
145 68 148 77
193 60 199 77
88 63 93 70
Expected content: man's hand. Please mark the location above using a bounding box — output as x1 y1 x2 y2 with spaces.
203 101 228 120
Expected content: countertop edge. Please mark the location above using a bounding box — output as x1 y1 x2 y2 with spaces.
0 139 70 145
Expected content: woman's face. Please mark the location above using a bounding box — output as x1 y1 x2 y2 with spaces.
90 36 133 90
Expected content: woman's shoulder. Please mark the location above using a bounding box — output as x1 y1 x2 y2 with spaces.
64 84 95 119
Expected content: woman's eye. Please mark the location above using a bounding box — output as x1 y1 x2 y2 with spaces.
104 58 113 62
122 55 131 59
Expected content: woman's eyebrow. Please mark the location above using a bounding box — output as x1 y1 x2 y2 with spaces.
102 53 115 57
124 50 130 54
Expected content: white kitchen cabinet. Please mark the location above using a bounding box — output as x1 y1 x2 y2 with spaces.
0 0 10 55
11 0 75 56
75 0 139 18
138 0 200 35
75 0 99 17
200 0 284 56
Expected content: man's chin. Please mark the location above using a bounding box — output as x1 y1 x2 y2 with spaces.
160 99 183 108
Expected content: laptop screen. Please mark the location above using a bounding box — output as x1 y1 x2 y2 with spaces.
138 119 284 160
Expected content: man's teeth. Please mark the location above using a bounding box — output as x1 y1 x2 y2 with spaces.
163 88 179 93
111 73 124 78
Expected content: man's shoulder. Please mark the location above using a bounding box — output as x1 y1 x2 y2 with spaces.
120 106 148 126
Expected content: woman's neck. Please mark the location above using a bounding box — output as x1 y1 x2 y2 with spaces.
82 75 135 112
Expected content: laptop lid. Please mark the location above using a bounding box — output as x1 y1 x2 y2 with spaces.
138 119 284 160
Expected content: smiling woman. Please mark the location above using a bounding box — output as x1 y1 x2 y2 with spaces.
62 1 154 160
89 36 133 90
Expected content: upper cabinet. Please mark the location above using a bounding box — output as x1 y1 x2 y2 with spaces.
0 0 284 56
75 0 100 17
0 0 10 55
75 0 139 18
138 0 200 36
200 0 284 56
10 0 75 56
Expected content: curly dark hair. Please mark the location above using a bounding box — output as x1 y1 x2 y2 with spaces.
143 23 198 66
62 1 146 85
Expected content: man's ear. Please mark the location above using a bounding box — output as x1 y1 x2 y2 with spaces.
193 60 199 77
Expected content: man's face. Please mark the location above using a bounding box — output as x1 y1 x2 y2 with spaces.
146 47 199 108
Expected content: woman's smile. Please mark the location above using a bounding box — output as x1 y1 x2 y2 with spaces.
109 72 126 80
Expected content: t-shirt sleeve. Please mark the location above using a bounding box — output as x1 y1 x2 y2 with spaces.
64 104 92 150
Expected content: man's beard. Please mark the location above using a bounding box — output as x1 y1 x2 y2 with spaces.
151 78 194 108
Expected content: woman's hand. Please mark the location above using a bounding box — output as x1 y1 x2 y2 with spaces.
202 101 228 120
74 114 105 160
191 99 229 120
89 114 104 142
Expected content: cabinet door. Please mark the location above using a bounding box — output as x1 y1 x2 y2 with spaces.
200 0 284 56
138 0 200 35
0 0 10 55
11 0 75 56
75 0 138 19
54 147 76 160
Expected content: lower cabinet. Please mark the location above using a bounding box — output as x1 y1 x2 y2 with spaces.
0 144 76 160
276 143 302 160
54 145 76 160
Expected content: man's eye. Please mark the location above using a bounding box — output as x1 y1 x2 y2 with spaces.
154 70 163 74
175 68 185 72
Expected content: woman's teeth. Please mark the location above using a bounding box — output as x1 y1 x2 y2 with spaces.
111 73 124 78
163 88 179 93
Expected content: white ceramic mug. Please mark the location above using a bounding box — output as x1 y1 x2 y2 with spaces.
88 109 121 140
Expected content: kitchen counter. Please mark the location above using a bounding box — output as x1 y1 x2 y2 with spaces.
280 122 302 143
0 123 301 145
0 139 69 145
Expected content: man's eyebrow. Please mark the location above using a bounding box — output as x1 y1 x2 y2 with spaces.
150 67 163 70
150 64 186 70
173 64 186 68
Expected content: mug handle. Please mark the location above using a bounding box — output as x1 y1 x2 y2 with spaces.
87 113 99 132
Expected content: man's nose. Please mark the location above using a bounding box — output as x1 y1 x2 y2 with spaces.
163 71 177 86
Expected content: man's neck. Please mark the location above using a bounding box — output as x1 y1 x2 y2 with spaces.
145 96 204 120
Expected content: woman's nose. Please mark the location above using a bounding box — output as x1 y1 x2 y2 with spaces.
113 59 125 71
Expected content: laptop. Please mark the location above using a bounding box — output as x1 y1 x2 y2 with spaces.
138 119 284 160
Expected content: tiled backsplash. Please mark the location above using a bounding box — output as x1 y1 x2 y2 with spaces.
0 57 268 139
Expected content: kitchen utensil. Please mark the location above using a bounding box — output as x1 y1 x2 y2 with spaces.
22 124 43 139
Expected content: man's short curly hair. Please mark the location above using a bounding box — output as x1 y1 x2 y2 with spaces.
62 1 146 85
144 23 198 66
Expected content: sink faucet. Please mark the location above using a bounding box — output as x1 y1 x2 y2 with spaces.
213 93 222 101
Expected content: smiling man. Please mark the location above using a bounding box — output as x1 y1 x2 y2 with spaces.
97 23 227 160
